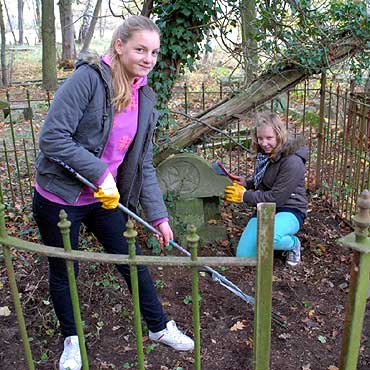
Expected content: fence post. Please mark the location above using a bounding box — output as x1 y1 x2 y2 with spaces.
0 203 35 370
3 140 16 206
201 82 205 111
253 202 275 370
184 82 188 115
125 219 145 370
58 210 89 370
337 190 370 370
26 89 37 159
187 224 201 370
0 182 3 205
315 72 326 189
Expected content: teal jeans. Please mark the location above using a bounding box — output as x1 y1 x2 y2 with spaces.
236 212 300 257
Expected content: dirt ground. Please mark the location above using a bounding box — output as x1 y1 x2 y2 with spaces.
0 194 369 370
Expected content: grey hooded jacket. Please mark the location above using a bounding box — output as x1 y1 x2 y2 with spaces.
243 137 308 216
35 54 168 222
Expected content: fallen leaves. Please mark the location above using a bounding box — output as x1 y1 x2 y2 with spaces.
317 335 327 344
278 333 291 340
230 320 247 331
0 306 11 316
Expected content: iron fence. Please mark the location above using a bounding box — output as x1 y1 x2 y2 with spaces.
0 75 369 222
0 76 369 369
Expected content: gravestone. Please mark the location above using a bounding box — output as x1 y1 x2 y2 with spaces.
156 153 232 243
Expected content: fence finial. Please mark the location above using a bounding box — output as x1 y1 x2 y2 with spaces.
124 218 138 242
186 224 200 246
0 203 7 239
352 189 370 241
57 209 71 235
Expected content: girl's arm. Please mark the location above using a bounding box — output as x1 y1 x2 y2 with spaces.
243 155 305 206
39 66 107 183
139 134 169 222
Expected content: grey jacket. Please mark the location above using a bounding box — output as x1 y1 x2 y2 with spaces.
36 54 168 222
243 137 308 215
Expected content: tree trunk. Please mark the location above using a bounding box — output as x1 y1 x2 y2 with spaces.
154 34 365 164
58 0 76 63
78 0 92 44
18 0 24 44
240 0 258 86
3 1 16 44
141 0 153 17
79 0 102 55
42 0 57 90
34 0 41 42
0 0 8 86
98 6 106 39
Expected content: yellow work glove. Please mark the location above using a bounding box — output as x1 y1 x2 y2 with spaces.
93 172 120 209
224 183 246 203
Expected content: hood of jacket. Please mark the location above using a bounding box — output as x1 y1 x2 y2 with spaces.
273 135 308 164
75 50 114 100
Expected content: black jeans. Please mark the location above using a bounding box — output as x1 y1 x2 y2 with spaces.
32 191 167 338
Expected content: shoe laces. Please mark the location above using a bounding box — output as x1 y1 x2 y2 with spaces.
62 337 81 362
167 321 188 343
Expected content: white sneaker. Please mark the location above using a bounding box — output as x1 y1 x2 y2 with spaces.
59 335 82 370
149 320 194 351
286 240 301 267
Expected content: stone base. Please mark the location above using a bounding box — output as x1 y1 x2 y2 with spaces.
167 197 227 244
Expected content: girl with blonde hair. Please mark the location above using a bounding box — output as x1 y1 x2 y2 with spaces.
225 111 308 267
33 15 193 370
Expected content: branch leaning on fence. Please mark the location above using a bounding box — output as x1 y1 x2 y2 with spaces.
49 156 287 327
154 34 365 164
168 109 252 151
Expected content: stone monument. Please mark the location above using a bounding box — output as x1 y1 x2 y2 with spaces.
156 153 232 243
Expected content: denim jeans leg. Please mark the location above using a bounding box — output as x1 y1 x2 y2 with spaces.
32 191 85 337
85 205 167 332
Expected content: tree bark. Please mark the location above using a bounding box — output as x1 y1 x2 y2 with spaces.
3 1 16 44
240 0 258 86
98 6 106 39
78 0 92 44
0 0 8 86
34 0 41 42
79 0 102 55
154 34 365 164
141 0 154 17
18 0 24 44
42 0 57 90
58 0 76 62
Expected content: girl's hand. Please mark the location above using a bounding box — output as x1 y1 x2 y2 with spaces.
155 221 174 246
224 182 246 203
231 175 246 187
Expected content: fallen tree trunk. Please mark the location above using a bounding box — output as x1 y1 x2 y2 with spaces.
154 34 364 164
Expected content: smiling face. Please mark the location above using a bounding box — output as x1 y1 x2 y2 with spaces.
256 126 278 154
114 30 160 82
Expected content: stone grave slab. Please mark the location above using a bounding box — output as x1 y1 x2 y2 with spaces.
157 153 232 243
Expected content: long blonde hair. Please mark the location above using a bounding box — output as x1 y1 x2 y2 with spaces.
108 16 160 112
252 112 288 160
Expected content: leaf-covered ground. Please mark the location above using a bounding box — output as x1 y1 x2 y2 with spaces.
0 193 369 370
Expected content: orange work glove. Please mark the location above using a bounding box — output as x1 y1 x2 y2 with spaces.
224 183 246 203
93 172 120 209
